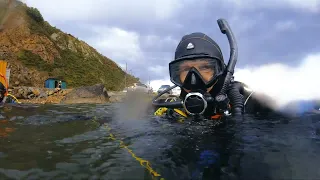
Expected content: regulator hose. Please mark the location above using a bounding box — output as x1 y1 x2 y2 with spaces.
227 83 244 115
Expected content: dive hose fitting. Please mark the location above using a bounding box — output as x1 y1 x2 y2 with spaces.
227 83 244 115
183 92 208 115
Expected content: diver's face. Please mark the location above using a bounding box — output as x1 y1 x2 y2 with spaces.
179 59 215 92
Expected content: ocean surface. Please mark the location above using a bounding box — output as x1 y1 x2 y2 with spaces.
0 101 319 180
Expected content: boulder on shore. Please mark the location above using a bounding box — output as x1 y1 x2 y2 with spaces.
61 84 109 104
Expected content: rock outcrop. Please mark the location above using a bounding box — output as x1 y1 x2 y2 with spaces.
10 86 68 99
61 84 109 104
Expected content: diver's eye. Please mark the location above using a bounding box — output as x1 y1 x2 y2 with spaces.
199 65 212 71
180 66 191 73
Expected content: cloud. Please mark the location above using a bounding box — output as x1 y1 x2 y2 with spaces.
234 53 320 107
274 20 297 31
80 25 178 82
222 0 320 12
148 65 168 76
22 0 320 25
21 0 184 23
142 35 178 52
85 26 144 64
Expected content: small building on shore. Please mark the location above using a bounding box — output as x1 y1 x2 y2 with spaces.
45 78 67 89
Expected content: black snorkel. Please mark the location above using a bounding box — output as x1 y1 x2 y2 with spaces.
214 19 238 114
152 18 238 115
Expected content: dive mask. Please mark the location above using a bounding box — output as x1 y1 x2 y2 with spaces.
171 62 221 115
169 58 224 91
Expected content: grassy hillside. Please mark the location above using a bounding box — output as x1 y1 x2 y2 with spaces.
0 0 139 90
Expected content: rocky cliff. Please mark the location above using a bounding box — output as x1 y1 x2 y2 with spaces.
0 0 138 90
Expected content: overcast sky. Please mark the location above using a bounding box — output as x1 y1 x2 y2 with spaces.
21 0 320 105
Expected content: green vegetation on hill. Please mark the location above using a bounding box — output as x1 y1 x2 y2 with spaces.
15 4 138 90
26 7 43 23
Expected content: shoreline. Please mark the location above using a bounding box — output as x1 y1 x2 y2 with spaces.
8 86 128 104
8 86 72 104
8 84 160 105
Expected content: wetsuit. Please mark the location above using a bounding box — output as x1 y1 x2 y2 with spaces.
235 81 275 115
154 81 279 120
0 82 19 104
1 95 18 104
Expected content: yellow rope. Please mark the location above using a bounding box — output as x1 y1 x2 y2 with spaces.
104 123 163 178
7 93 21 103
92 117 165 179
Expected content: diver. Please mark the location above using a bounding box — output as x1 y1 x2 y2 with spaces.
152 19 276 121
0 82 19 104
